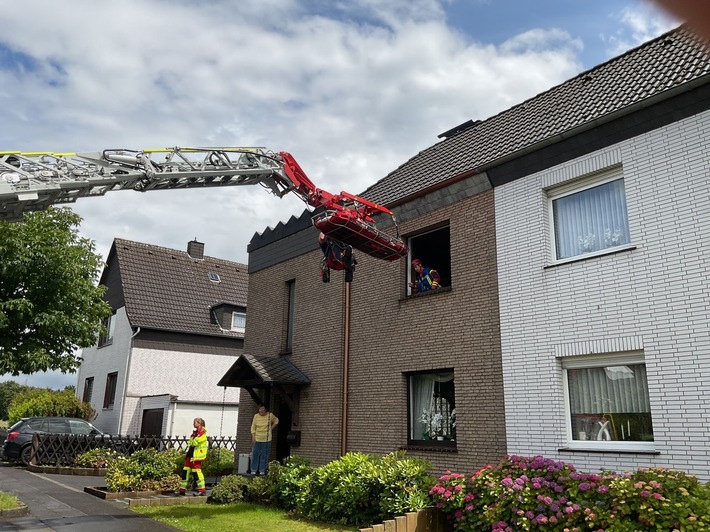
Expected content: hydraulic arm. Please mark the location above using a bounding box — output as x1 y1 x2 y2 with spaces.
0 147 407 260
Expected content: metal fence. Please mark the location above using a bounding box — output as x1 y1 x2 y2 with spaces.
29 433 239 467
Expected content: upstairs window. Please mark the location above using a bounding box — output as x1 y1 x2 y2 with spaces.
550 169 630 261
231 311 246 333
82 377 94 403
98 313 116 347
103 372 118 409
407 225 451 295
408 370 456 445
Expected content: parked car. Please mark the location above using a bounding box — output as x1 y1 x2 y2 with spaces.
2 417 103 465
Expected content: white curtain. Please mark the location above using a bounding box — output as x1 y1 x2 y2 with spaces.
568 364 650 414
410 372 454 439
553 178 630 259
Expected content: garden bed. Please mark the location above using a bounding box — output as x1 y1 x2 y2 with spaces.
84 486 175 500
0 501 29 518
28 464 106 476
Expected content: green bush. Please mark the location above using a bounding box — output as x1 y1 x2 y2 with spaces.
74 448 124 468
140 474 181 492
209 475 250 504
429 455 710 531
104 448 178 492
275 456 312 511
203 447 235 477
161 448 185 474
245 474 272 502
293 451 433 527
7 388 95 424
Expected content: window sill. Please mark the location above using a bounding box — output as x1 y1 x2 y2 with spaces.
558 446 658 455
402 442 457 453
98 340 113 349
402 286 452 301
544 244 636 269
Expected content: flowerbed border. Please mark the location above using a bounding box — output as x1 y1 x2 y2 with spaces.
0 501 29 518
28 464 105 476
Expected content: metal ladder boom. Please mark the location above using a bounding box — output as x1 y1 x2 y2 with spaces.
0 147 295 221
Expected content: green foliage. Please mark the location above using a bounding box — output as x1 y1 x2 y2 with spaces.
0 381 26 421
429 455 710 531
162 447 185 474
104 448 178 492
246 474 272 502
0 492 21 511
74 448 124 468
0 207 111 375
141 474 181 492
209 474 249 504
202 447 235 477
266 455 312 511
288 451 433 527
7 388 96 424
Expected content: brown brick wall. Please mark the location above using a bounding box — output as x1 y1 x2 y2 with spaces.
239 189 506 474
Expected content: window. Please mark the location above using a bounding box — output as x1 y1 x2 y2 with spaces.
407 225 451 295
231 311 246 333
69 419 97 435
550 169 630 260
408 370 456 444
82 377 94 403
563 353 654 450
98 313 116 347
285 280 295 351
103 372 118 409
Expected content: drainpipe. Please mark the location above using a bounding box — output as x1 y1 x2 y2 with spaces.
340 282 351 457
118 326 140 436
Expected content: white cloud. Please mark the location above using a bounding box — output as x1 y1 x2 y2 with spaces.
603 2 678 57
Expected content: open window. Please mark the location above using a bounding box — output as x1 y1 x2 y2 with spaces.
82 377 94 403
407 225 451 295
408 369 456 446
103 372 118 409
98 313 116 347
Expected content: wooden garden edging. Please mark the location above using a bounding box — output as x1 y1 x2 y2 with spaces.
359 507 451 532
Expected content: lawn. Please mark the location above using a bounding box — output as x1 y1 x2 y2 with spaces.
131 502 357 532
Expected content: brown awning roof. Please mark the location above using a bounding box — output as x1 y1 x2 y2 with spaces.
218 354 311 388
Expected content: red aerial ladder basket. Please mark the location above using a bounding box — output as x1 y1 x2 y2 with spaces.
312 209 408 261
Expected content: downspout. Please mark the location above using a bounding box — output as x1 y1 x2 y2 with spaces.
340 282 351 457
118 326 140 436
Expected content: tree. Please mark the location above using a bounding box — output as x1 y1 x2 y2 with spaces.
0 207 111 375
0 380 27 421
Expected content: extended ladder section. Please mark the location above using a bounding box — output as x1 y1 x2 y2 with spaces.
0 147 295 222
0 146 408 260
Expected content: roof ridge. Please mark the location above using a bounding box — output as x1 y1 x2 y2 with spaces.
113 237 246 268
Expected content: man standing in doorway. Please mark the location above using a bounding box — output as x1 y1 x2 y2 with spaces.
250 403 279 476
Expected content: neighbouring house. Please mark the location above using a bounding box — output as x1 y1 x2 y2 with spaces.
76 238 246 438
223 25 710 480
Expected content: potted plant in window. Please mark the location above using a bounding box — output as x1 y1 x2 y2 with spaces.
419 410 445 440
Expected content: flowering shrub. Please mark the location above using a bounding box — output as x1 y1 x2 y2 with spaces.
104 448 178 492
74 448 124 468
429 455 710 531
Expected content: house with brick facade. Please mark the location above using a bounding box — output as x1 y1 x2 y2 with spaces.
76 238 245 438
224 25 710 479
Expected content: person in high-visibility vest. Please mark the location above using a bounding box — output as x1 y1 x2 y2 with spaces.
179 417 208 496
249 403 279 476
409 258 441 293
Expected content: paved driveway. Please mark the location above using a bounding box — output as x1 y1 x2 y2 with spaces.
0 463 179 531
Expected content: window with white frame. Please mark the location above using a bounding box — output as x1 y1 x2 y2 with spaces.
550 168 630 261
231 311 246 333
407 225 451 295
563 353 654 449
408 370 456 444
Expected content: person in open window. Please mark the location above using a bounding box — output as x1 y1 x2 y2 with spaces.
319 232 356 283
250 403 279 476
409 258 441 293
179 417 208 496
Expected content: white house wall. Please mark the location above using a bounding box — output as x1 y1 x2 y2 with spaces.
76 307 132 434
121 347 240 436
495 110 710 480
170 403 239 438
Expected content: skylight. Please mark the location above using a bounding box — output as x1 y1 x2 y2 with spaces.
209 272 221 283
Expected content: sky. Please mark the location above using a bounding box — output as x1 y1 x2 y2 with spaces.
0 0 679 390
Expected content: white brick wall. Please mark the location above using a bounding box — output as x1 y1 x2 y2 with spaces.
495 110 710 480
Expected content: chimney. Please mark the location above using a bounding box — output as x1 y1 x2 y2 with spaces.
187 239 205 259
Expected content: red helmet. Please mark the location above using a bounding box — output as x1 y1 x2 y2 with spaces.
412 258 422 267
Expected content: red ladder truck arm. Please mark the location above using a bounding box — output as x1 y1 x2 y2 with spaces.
0 147 407 261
